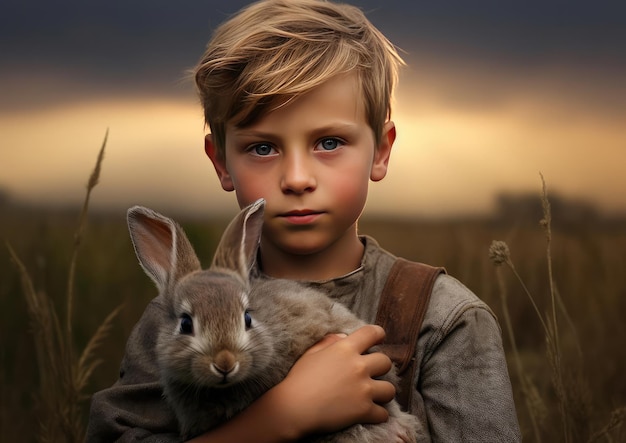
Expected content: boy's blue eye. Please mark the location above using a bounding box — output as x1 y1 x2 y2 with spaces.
318 138 340 151
253 144 273 156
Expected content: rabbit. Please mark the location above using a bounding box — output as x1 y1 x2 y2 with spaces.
127 198 421 442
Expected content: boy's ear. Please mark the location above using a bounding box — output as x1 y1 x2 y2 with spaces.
205 134 235 192
370 120 396 182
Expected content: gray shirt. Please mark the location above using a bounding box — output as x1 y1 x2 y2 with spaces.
86 236 521 442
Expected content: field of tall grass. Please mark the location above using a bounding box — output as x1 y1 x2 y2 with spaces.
1 143 624 442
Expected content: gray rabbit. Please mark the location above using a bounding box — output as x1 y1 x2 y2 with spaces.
127 198 420 442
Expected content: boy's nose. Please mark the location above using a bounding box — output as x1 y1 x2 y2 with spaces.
280 151 317 194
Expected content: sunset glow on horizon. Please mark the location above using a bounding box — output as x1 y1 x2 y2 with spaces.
1 63 624 219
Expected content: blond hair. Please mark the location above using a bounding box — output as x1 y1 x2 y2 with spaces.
194 0 404 157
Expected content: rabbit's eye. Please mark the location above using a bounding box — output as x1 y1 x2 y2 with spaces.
179 313 194 335
244 310 252 329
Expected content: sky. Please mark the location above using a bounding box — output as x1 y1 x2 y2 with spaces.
1 0 625 218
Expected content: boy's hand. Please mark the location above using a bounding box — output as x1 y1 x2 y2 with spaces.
279 324 396 437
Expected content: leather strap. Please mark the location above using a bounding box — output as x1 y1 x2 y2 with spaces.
375 258 445 411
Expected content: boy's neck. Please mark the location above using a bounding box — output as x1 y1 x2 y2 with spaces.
258 233 365 282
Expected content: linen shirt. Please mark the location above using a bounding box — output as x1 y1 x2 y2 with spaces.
85 236 521 442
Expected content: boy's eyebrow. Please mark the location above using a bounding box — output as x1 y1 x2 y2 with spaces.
232 122 359 139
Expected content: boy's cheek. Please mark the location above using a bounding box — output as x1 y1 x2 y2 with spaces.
334 182 369 213
232 177 271 208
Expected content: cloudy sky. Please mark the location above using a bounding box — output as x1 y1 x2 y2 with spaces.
1 0 624 217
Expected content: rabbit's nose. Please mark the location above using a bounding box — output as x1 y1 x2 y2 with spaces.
212 349 239 376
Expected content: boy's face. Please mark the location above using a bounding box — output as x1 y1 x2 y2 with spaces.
206 73 395 257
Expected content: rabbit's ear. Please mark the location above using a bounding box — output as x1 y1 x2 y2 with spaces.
211 198 265 279
127 206 201 293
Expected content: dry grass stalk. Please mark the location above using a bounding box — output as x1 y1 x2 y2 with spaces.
67 129 108 338
588 407 626 443
492 263 544 441
539 173 571 440
76 304 123 396
489 240 550 336
6 130 121 443
490 174 624 442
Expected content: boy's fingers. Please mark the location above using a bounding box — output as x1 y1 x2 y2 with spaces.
362 402 390 425
304 324 384 356
362 351 393 378
344 324 386 353
371 378 396 404
303 333 347 355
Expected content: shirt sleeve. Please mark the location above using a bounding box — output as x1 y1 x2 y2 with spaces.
85 297 182 443
415 276 522 442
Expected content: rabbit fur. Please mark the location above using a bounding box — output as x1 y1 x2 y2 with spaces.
127 199 419 442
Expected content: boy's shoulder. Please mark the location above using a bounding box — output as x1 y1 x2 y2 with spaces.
420 273 500 359
430 273 492 321
362 235 499 346
363 235 492 319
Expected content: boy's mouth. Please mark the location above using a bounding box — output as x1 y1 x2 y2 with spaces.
280 209 323 225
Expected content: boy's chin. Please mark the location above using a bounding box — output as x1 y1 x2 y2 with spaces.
266 230 332 256
276 238 328 257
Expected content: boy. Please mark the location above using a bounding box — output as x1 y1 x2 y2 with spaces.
87 0 521 441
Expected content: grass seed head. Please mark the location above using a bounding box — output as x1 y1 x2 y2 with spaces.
489 240 511 266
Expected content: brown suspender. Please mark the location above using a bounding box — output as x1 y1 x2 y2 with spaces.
375 258 446 411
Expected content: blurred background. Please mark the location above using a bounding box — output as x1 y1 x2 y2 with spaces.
1 0 624 218
1 1 625 441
